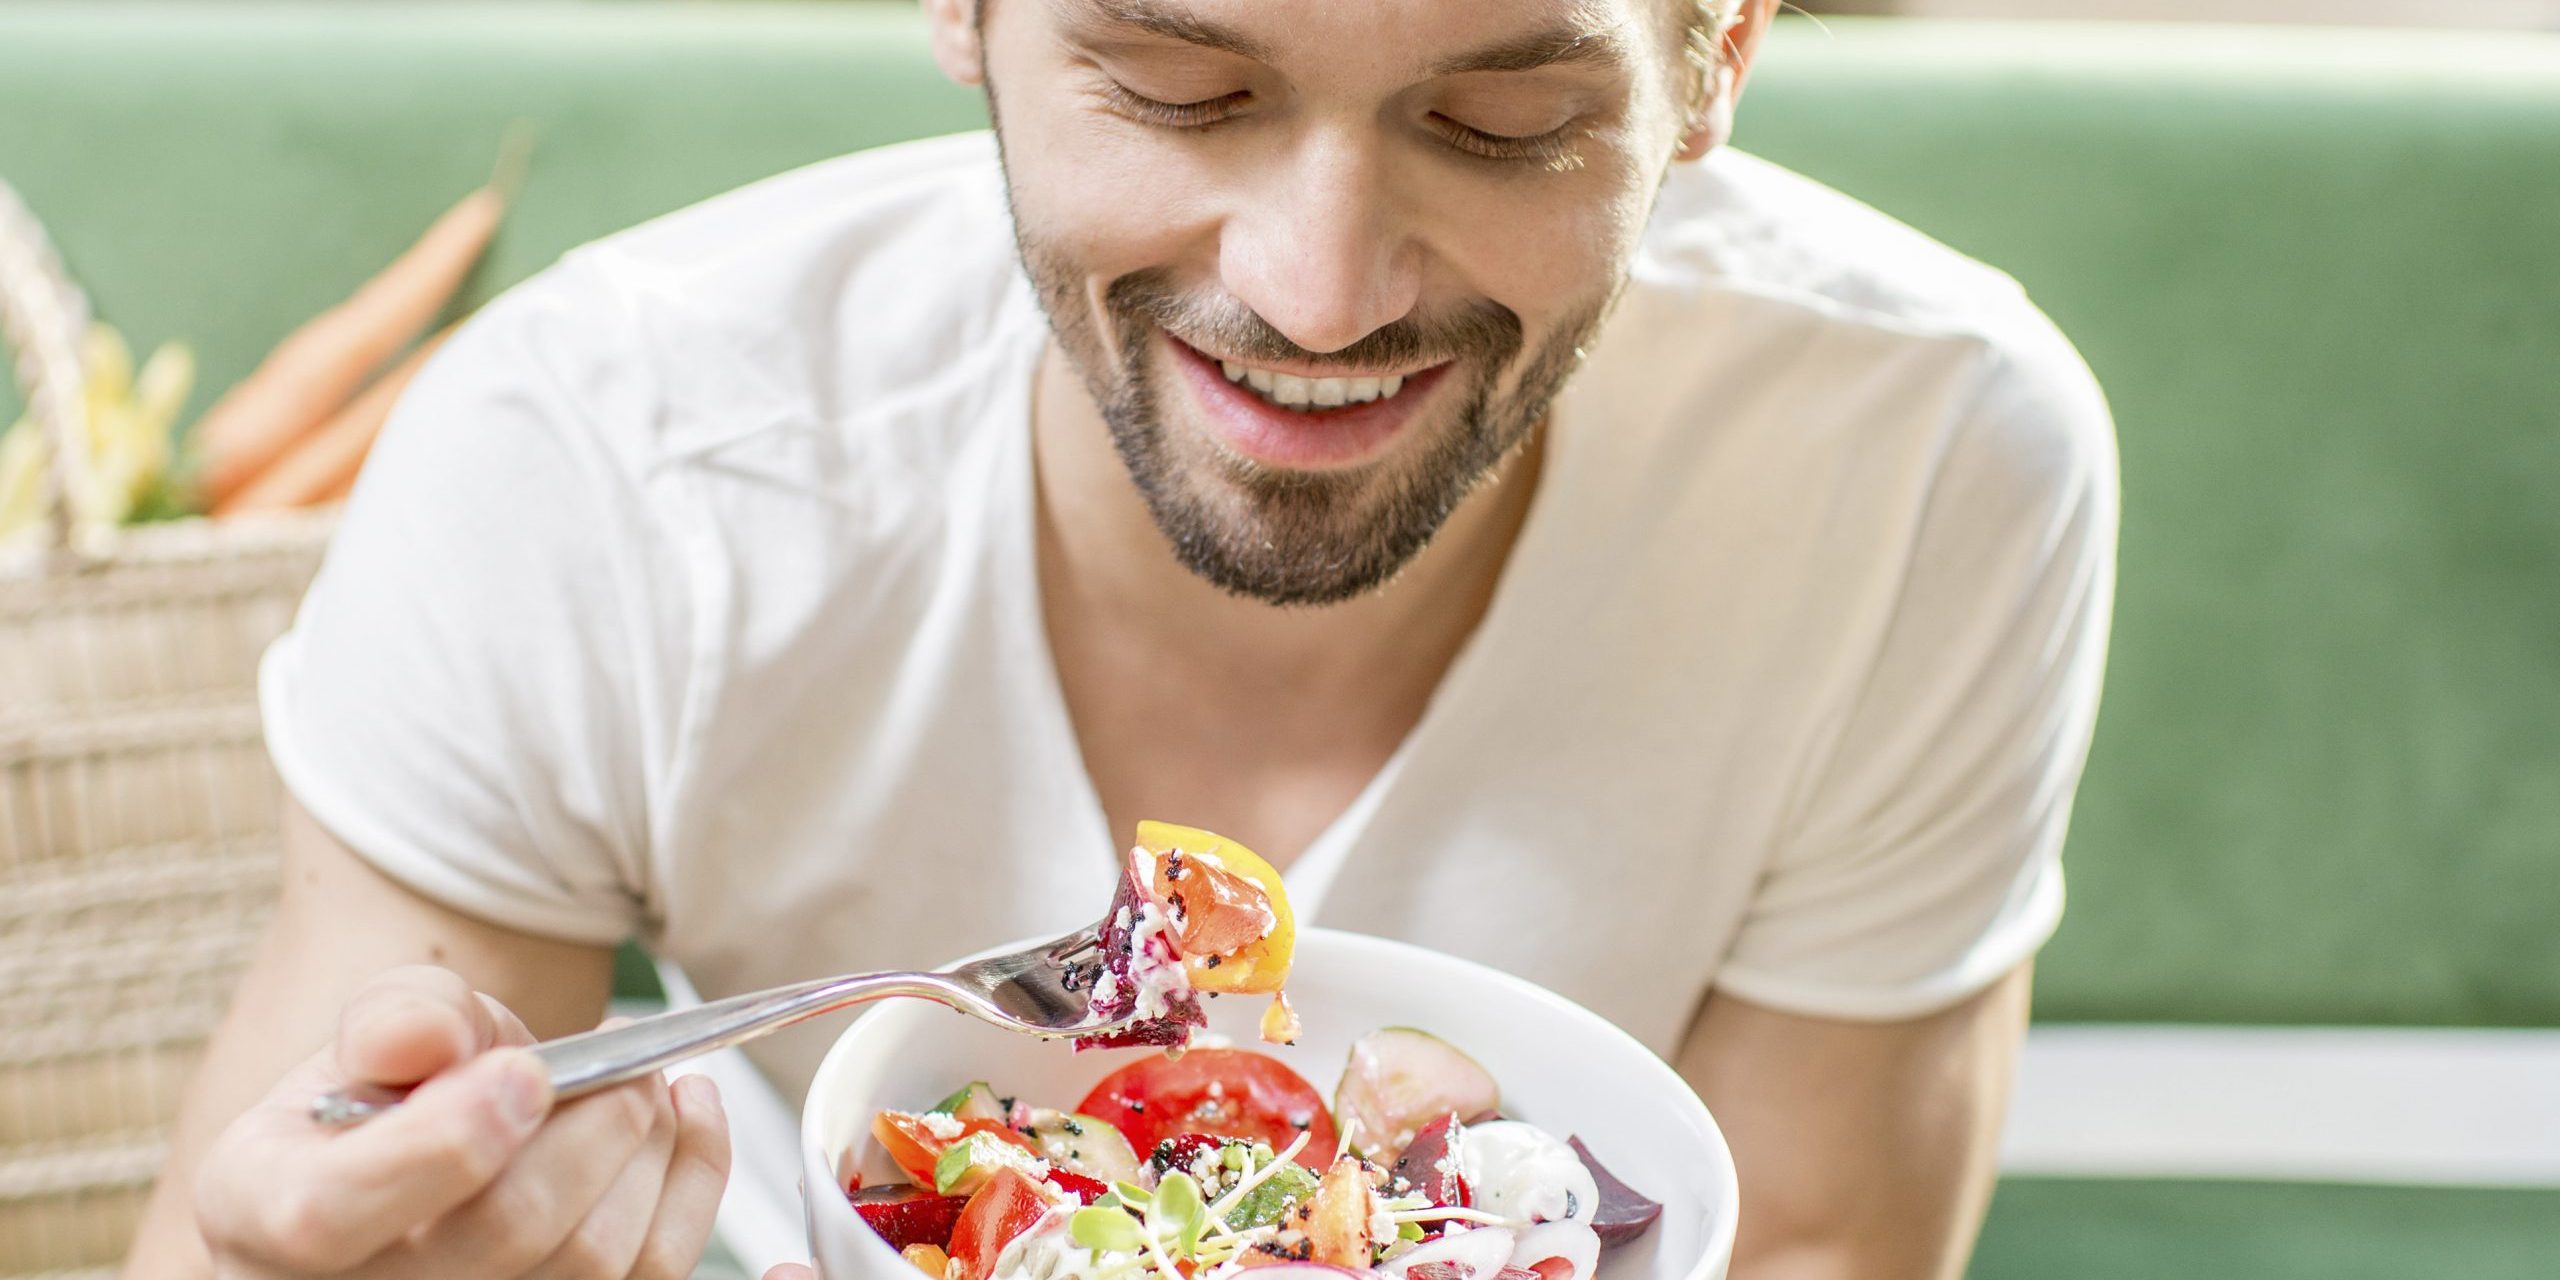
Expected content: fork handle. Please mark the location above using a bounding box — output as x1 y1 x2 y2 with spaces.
309 970 945 1127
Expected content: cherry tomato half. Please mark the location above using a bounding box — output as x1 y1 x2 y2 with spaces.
948 1169 1055 1280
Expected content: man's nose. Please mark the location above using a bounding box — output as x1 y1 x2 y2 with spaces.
1218 129 1422 356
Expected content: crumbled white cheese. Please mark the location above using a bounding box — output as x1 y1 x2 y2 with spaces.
1124 898 1193 1020
917 1111 966 1140
1461 1122 1597 1226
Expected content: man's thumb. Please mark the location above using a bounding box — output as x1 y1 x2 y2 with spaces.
335 967 491 1086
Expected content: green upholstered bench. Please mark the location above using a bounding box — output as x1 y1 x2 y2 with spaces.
5 5 2554 1277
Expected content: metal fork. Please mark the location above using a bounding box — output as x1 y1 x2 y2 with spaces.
310 924 1110 1126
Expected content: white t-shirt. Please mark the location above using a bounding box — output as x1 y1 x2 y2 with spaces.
262 132 2116 1101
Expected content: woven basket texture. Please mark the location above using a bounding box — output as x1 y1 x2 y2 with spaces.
0 512 333 1277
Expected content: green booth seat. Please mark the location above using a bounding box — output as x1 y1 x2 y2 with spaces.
4 5 2555 1278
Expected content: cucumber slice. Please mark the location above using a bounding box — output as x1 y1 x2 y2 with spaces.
930 1081 1007 1124
1021 1108 1141 1185
1332 1027 1499 1159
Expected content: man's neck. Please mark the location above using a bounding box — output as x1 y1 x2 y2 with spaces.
1029 341 1543 686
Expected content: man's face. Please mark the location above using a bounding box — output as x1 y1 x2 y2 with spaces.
981 0 1700 605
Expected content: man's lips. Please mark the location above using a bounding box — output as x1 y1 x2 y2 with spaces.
1164 334 1451 472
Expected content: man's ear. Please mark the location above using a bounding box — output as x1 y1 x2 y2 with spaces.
921 0 987 87
1675 0 1781 162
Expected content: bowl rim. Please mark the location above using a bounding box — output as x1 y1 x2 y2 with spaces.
800 925 1738 1280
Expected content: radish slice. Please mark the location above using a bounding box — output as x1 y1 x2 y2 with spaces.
1333 1028 1501 1158
1461 1123 1597 1227
1511 1222 1602 1280
1378 1225 1519 1280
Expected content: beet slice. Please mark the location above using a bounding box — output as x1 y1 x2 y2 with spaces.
1072 859 1207 1050
1388 1112 1469 1207
1567 1136 1662 1245
1145 1132 1229 1180
848 1184 971 1250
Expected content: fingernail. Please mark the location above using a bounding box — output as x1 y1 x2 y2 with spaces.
681 1073 725 1120
494 1052 552 1131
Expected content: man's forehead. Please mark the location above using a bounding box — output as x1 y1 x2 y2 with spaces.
1044 0 1645 75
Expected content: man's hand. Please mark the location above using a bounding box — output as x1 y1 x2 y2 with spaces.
192 966 731 1278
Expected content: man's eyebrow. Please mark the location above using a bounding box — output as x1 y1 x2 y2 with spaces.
1062 0 1273 63
1429 15 1634 77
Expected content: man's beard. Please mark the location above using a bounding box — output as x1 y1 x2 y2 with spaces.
1014 231 1615 607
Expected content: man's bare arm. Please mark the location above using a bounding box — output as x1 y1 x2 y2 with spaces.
126 795 620 1274
1675 967 2032 1280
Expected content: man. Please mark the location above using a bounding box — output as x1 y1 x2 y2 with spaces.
129 0 2116 1276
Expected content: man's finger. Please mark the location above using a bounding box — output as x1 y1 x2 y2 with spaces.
206 1048 551 1272
476 991 538 1048
391 1073 668 1274
522 1073 678 1280
336 965 499 1085
764 1266 818 1280
631 1074 734 1280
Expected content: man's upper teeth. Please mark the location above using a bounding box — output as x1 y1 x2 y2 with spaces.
1220 360 1407 407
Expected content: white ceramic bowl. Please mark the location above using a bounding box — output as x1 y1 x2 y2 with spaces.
800 927 1736 1280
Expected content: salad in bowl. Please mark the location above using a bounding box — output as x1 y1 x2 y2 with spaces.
844 1028 1665 1280
803 826 1735 1280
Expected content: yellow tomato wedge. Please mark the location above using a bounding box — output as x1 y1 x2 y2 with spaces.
1135 820 1296 996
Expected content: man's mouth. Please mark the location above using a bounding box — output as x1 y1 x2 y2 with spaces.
1162 334 1452 471
1212 359 1412 411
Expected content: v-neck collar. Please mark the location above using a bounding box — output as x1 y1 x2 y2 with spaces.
987 286 1577 928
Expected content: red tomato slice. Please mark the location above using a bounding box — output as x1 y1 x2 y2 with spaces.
872 1112 1041 1187
948 1168 1056 1280
1075 1048 1338 1170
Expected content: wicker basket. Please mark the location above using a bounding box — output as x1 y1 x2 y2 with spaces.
0 180 334 1278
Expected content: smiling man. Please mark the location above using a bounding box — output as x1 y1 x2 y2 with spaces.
133 2 2115 1278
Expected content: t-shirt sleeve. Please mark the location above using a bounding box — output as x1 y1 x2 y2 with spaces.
1714 325 2120 1021
258 261 688 946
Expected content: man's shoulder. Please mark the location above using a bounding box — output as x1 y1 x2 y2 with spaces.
451 132 1027 474
1628 150 2110 473
1641 148 2048 345
569 130 1010 288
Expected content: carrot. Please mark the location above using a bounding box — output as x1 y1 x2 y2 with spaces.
212 325 454 516
196 184 504 505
